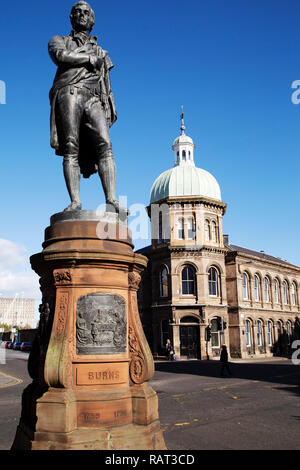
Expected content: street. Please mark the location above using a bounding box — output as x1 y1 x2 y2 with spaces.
152 359 300 450
0 347 32 451
0 346 300 450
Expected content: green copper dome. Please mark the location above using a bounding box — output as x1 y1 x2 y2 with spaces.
150 163 222 203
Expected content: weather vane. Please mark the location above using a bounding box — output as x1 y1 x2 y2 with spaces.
180 105 186 134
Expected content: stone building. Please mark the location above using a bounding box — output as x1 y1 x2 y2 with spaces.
225 242 300 358
0 297 36 329
137 120 300 360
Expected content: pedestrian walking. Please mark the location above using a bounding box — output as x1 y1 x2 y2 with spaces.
220 344 232 376
165 338 175 361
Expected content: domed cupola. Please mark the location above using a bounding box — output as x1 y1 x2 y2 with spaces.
150 111 222 204
172 113 195 166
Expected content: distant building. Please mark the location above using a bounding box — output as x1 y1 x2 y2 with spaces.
0 297 36 329
137 118 300 360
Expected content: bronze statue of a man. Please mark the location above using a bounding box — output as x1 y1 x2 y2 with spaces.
48 1 123 213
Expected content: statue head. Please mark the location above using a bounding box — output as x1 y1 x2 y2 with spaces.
70 1 95 33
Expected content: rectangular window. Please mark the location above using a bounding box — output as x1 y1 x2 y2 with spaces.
254 276 259 301
283 283 288 304
291 285 296 306
187 217 196 240
264 278 270 302
209 280 217 296
178 218 184 240
274 281 279 303
245 320 251 347
257 322 262 346
182 267 195 296
267 322 272 346
286 323 291 345
182 280 194 295
242 274 248 300
211 318 220 348
208 268 219 297
211 332 220 348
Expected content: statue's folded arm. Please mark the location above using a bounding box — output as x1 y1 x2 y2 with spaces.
48 35 91 67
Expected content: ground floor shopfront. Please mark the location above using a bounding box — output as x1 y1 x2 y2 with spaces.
143 305 300 360
148 305 230 360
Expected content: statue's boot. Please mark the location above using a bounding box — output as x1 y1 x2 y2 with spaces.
63 155 82 212
97 156 129 216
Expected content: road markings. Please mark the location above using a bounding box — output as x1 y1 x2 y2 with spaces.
0 371 23 389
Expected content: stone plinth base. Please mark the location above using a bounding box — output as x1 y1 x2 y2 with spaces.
32 421 165 450
12 211 166 450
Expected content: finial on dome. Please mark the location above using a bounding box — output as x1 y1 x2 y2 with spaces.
180 105 186 135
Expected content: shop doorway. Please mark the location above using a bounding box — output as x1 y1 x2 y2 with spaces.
180 324 200 359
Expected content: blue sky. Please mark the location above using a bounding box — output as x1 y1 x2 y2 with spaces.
0 0 300 317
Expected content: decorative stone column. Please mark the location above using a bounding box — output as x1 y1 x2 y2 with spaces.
199 323 207 360
12 211 165 450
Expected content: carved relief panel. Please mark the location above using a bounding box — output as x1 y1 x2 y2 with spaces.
76 293 126 355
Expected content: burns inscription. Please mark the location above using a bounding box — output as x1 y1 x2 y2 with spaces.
76 293 126 355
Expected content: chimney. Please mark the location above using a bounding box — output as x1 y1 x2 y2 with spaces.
223 234 229 246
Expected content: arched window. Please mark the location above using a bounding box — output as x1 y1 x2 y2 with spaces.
187 217 196 240
181 266 196 296
205 220 211 241
274 279 279 303
277 321 282 339
242 273 249 300
245 319 251 347
254 275 260 301
286 321 291 345
283 281 288 304
208 267 220 296
257 320 263 346
182 150 186 161
159 268 168 298
267 320 273 346
264 277 270 302
291 283 297 306
211 221 218 242
178 218 185 240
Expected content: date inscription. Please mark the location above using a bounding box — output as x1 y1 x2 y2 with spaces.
77 401 131 428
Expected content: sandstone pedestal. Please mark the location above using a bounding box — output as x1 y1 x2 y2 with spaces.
12 211 166 450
